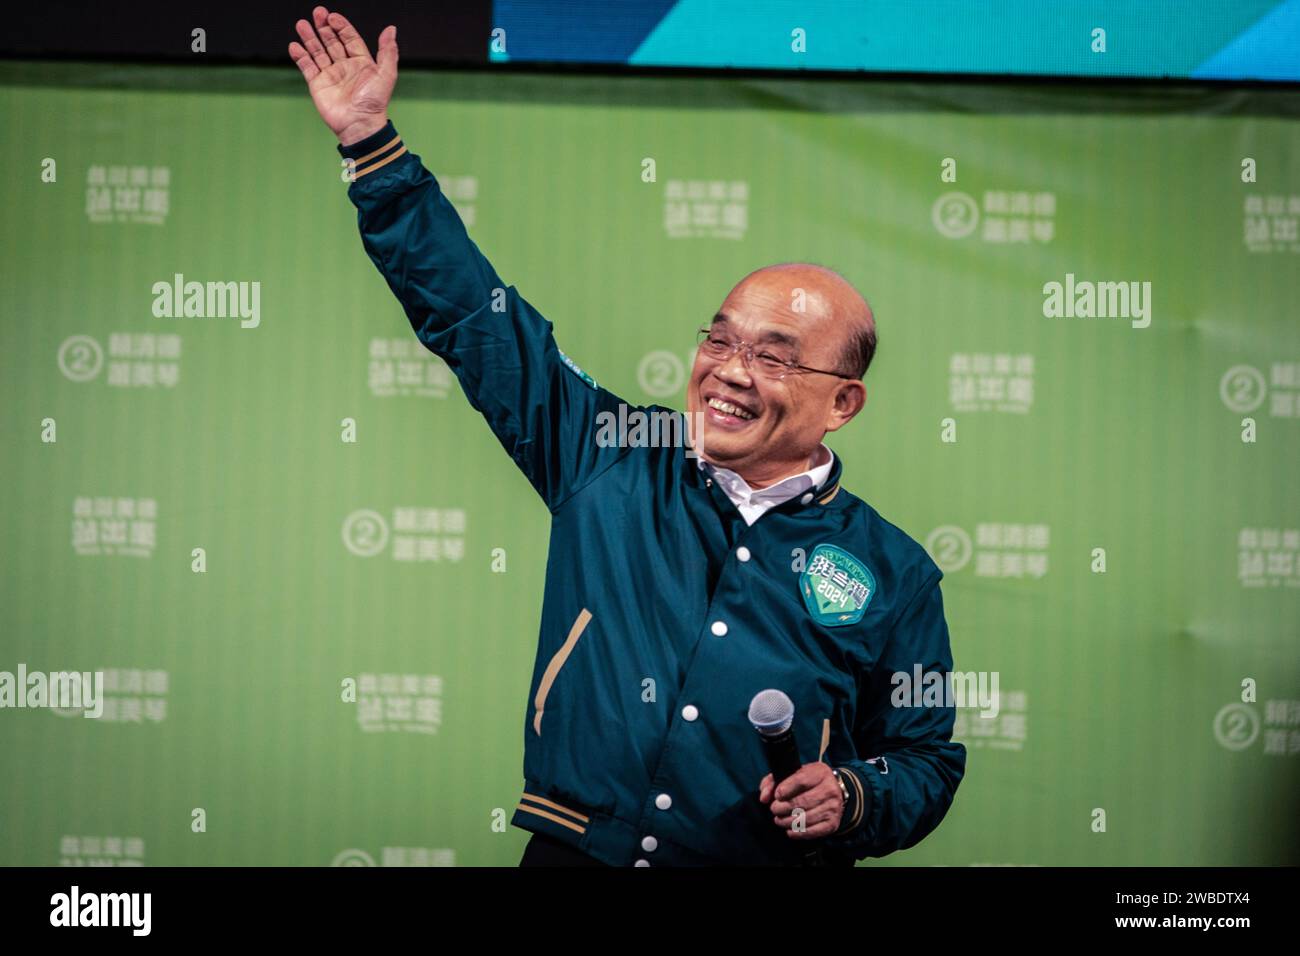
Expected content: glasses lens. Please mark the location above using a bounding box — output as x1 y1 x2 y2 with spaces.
698 331 730 356
696 332 796 378
755 347 797 376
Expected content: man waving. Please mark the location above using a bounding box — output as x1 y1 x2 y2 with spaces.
291 6 966 867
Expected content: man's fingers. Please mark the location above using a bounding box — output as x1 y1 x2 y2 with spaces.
314 8 348 64
771 780 837 817
785 821 835 839
375 24 399 77
287 42 320 82
774 774 817 802
772 803 837 831
329 12 373 60
294 17 333 72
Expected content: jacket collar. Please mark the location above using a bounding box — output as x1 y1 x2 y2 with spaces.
687 443 846 516
696 443 833 508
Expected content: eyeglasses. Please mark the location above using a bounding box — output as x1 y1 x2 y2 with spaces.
695 328 856 381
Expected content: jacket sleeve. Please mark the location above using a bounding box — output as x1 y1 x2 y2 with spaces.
337 120 634 511
824 569 967 860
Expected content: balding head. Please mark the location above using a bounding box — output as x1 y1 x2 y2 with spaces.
686 261 874 487
732 262 877 379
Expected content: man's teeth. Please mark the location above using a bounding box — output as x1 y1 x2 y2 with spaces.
708 397 755 420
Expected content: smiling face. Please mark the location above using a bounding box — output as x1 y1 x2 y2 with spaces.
685 264 872 488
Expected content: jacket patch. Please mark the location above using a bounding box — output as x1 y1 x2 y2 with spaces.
800 544 876 626
557 348 598 389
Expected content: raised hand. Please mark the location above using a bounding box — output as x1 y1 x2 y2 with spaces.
288 6 398 145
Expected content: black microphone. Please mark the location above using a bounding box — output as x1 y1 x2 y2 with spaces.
748 689 823 867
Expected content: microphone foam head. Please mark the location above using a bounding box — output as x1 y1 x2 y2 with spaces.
748 689 794 736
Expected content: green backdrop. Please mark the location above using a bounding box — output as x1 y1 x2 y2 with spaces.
2 61 1297 866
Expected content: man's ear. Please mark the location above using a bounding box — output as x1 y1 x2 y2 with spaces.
825 381 866 433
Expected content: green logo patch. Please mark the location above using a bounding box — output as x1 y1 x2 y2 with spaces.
557 348 598 389
800 543 876 626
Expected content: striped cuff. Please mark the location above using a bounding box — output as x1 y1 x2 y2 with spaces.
833 765 867 835
336 120 408 181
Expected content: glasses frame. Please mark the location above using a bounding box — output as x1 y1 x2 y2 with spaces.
695 327 856 381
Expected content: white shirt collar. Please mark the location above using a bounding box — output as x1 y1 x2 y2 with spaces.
696 444 835 525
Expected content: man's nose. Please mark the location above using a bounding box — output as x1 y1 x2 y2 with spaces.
714 349 755 387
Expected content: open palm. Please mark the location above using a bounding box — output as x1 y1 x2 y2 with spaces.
289 6 398 145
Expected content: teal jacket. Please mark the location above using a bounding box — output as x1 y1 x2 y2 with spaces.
339 121 966 866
